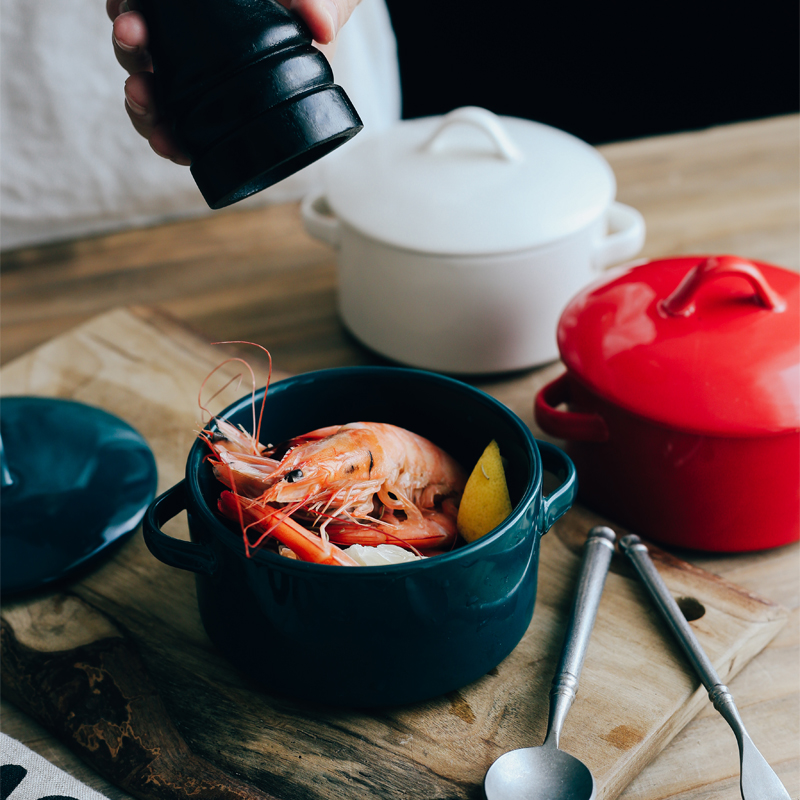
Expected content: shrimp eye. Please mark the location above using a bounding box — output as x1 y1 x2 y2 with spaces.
285 469 304 483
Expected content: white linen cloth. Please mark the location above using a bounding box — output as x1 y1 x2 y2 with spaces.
0 0 401 250
0 733 110 800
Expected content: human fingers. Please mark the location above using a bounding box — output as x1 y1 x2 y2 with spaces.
106 0 124 21
106 0 142 21
112 8 152 74
149 123 192 165
280 0 363 45
123 71 157 135
124 72 190 165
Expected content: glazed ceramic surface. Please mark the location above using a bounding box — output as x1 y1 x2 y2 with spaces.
1 397 157 596
144 367 577 706
535 255 799 552
302 107 645 374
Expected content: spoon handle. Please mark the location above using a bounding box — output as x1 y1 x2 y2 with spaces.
545 525 616 748
619 534 722 687
619 534 791 800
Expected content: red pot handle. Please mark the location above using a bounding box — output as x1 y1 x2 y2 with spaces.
659 255 786 317
534 373 610 443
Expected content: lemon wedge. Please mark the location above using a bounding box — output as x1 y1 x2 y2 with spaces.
457 439 512 543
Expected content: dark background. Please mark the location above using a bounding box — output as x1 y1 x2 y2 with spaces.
383 0 799 145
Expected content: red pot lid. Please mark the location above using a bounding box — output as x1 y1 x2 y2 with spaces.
557 255 800 436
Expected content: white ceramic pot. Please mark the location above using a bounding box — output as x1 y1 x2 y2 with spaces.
302 106 645 374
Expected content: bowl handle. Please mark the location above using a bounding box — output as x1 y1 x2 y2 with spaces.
300 189 341 247
592 201 646 270
143 481 219 577
535 373 610 442
419 106 523 162
538 440 578 533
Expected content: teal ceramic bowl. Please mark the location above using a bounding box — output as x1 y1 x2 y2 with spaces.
144 367 576 706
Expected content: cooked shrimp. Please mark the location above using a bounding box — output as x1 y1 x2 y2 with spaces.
207 418 266 456
325 502 459 551
209 448 281 498
213 421 466 563
260 422 466 522
198 345 466 564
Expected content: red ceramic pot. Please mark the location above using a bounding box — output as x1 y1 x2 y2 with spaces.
535 255 799 552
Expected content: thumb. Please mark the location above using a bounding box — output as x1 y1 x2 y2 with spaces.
287 0 362 44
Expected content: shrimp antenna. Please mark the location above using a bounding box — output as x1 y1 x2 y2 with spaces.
225 468 252 558
199 367 244 421
211 342 272 446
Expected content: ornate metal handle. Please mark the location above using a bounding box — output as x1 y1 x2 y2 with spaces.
544 526 616 748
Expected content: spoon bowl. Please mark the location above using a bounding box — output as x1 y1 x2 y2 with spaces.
485 743 595 800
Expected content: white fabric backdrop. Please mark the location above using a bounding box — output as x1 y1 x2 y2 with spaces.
0 0 401 250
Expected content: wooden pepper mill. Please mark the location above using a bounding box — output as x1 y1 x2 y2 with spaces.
137 0 363 209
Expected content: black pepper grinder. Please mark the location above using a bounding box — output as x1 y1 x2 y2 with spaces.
136 0 363 209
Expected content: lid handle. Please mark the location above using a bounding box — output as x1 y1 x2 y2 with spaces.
419 106 523 162
659 255 787 317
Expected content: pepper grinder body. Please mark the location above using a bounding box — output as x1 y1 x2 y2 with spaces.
137 0 363 209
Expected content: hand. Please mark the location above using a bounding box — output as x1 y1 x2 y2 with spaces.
108 0 362 165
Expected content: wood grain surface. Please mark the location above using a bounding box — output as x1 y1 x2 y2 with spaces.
1 595 279 800
0 306 792 800
2 115 799 799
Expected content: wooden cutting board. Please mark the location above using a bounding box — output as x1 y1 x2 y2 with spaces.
0 307 789 800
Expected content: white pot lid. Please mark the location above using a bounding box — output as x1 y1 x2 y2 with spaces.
321 106 617 256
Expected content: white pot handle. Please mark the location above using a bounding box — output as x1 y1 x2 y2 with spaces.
592 202 646 270
419 106 523 162
300 189 341 248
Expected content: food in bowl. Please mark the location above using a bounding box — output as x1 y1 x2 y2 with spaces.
144 365 577 705
457 439 513 543
198 351 514 566
205 417 468 565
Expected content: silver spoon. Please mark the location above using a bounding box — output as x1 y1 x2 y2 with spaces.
484 525 616 800
620 534 790 800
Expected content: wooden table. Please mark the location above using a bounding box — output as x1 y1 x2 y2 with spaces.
2 115 798 799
